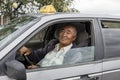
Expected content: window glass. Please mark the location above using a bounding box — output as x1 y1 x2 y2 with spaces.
62 46 94 65
0 16 37 49
101 20 120 58
102 21 120 28
29 28 47 43
24 28 48 50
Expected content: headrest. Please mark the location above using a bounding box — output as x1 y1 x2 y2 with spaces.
54 28 60 39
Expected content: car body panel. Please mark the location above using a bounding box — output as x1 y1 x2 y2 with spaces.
26 61 102 80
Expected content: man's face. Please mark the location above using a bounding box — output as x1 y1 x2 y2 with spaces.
58 25 76 47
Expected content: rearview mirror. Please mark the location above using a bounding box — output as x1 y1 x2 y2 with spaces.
5 60 26 80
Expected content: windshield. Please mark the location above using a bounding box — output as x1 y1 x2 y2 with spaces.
0 15 38 49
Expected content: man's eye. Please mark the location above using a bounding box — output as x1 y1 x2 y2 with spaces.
67 31 71 34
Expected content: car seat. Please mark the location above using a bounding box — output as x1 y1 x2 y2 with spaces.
74 23 90 47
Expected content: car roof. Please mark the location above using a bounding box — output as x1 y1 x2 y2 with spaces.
26 12 120 19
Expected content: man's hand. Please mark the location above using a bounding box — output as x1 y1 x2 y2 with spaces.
27 64 39 69
19 46 31 55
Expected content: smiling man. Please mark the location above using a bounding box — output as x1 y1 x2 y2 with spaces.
19 23 81 69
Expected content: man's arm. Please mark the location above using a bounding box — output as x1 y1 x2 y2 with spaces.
27 39 58 64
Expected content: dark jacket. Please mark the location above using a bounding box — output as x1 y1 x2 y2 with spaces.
28 39 76 64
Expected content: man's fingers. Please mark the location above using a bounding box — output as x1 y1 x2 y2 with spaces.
24 52 29 55
19 46 30 55
27 65 38 69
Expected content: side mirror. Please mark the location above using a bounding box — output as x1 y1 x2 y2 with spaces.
5 60 26 80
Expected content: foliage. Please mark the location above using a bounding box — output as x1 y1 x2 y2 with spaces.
0 0 78 19
0 0 12 15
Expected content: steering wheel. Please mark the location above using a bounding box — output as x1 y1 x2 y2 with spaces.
16 53 33 68
23 55 33 65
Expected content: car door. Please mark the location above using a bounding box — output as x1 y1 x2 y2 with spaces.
24 16 104 80
99 18 120 80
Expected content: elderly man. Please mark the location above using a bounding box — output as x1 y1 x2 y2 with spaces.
19 23 82 69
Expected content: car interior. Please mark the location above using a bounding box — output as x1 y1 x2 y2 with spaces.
16 21 93 68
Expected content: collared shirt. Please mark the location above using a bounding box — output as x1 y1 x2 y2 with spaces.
38 43 73 67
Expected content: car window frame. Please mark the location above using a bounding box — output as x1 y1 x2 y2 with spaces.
14 18 97 65
23 18 100 69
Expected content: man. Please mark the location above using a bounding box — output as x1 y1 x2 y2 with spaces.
19 23 81 69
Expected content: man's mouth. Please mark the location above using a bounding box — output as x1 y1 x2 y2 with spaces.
61 37 67 40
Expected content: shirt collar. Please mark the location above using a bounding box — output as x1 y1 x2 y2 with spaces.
55 43 73 52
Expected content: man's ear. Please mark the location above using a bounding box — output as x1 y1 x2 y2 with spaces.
73 36 76 41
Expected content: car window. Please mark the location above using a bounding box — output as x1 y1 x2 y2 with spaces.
0 16 37 49
62 46 94 65
17 21 95 69
25 28 48 50
101 20 120 58
102 21 120 28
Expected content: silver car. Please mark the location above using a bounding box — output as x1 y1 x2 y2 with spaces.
0 13 120 80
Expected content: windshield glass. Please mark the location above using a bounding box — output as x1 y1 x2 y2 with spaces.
0 15 38 49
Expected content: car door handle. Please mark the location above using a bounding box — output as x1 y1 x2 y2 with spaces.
81 75 99 80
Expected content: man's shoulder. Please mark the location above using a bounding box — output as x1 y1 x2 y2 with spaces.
71 43 77 48
48 39 59 46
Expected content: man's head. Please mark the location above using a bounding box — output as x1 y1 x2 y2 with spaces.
58 23 77 47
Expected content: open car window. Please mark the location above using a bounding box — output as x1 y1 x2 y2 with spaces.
16 21 95 69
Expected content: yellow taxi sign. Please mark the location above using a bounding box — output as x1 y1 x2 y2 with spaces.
39 5 56 13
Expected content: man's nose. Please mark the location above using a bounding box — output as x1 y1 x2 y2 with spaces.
63 32 67 36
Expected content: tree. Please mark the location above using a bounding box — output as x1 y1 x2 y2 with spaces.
0 0 12 17
0 0 24 19
0 0 78 20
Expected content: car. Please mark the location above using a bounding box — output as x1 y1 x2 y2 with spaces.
0 12 120 80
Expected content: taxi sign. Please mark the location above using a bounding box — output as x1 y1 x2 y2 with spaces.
39 5 56 14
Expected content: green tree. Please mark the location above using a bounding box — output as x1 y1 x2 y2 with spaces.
0 0 24 19
0 0 12 17
0 0 78 19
